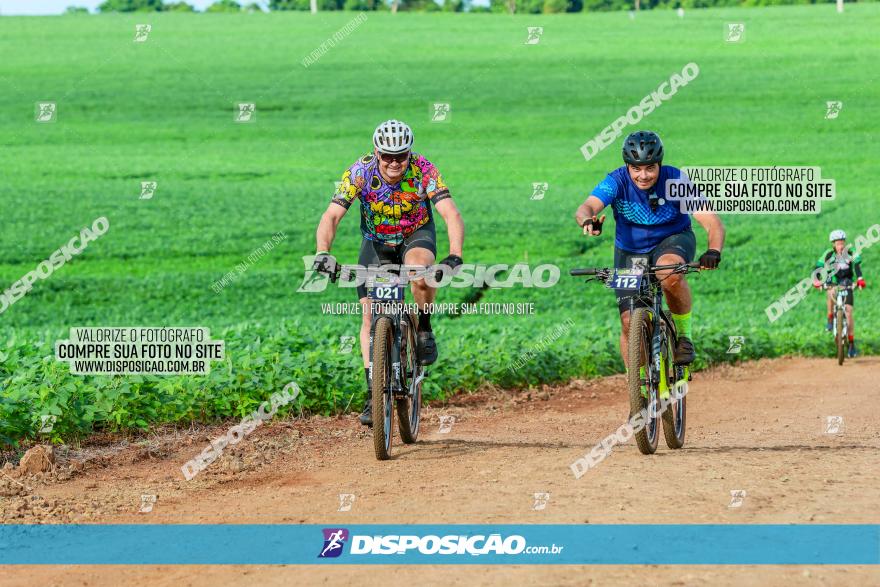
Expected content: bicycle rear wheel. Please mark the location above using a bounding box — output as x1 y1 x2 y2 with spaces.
836 307 845 365
396 314 422 444
628 308 659 455
371 316 394 460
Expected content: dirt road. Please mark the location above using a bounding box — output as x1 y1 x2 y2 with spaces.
2 357 879 586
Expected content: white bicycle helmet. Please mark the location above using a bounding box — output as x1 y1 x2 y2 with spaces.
829 229 846 242
373 119 413 154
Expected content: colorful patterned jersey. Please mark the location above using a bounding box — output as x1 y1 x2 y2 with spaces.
592 165 692 253
331 152 451 245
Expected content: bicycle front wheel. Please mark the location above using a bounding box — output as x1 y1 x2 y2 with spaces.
371 316 394 460
836 307 845 365
628 307 659 455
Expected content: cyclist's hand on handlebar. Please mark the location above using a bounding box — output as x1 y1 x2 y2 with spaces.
312 251 337 275
698 248 721 270
581 214 606 236
857 278 866 289
435 254 463 282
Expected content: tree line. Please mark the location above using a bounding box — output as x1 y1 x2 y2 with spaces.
71 0 866 14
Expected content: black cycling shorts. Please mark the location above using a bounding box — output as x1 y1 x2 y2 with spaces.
356 221 437 299
612 229 697 315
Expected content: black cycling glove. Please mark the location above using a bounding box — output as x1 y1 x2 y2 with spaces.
581 214 606 236
435 254 463 282
698 249 721 269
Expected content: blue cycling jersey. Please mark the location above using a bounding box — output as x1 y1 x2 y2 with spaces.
592 165 692 253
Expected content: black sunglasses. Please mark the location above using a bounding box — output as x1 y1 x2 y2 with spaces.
378 152 410 164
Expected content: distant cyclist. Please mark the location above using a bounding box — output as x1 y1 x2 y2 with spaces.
574 130 725 366
312 120 465 426
813 229 865 357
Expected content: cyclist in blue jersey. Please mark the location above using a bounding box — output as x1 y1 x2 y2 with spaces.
574 130 725 366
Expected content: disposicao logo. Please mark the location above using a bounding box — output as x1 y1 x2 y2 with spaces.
318 528 349 558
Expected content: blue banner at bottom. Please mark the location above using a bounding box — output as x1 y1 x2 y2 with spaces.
0 525 877 565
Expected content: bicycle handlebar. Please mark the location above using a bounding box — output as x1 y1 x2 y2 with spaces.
314 262 437 285
569 262 701 277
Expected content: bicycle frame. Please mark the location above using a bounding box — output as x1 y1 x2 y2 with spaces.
827 283 853 338
319 260 427 400
619 263 696 394
368 299 417 399
571 262 698 393
366 266 433 399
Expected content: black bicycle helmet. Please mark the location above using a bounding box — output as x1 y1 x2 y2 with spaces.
622 131 664 165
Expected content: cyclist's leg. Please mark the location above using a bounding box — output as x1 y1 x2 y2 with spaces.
402 222 437 310
652 229 696 312
655 251 691 312
402 222 438 364
619 309 631 367
357 238 382 372
652 230 697 364
826 288 835 329
404 247 436 306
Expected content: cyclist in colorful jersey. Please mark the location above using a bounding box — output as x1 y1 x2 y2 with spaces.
574 130 725 366
812 229 865 357
313 120 465 426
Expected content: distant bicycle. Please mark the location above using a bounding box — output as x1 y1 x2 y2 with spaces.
570 262 702 454
825 280 855 366
316 260 426 460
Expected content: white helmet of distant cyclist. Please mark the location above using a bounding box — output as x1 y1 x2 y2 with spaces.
373 119 413 154
829 229 846 242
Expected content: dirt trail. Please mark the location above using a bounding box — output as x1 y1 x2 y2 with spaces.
2 357 879 586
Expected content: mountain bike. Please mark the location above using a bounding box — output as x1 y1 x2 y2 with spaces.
825 280 854 366
570 262 701 454
318 261 426 460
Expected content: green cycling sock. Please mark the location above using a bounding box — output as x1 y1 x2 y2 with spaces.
671 311 692 339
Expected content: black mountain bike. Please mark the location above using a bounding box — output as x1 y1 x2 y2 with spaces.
319 261 425 460
570 262 701 454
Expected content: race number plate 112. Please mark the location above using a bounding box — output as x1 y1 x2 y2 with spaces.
608 269 643 291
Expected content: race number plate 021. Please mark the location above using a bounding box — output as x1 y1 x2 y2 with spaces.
607 269 643 291
368 283 405 301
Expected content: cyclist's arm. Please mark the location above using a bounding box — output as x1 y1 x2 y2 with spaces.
316 202 348 253
692 209 725 252
574 196 606 227
848 245 863 279
434 198 464 257
420 158 463 257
